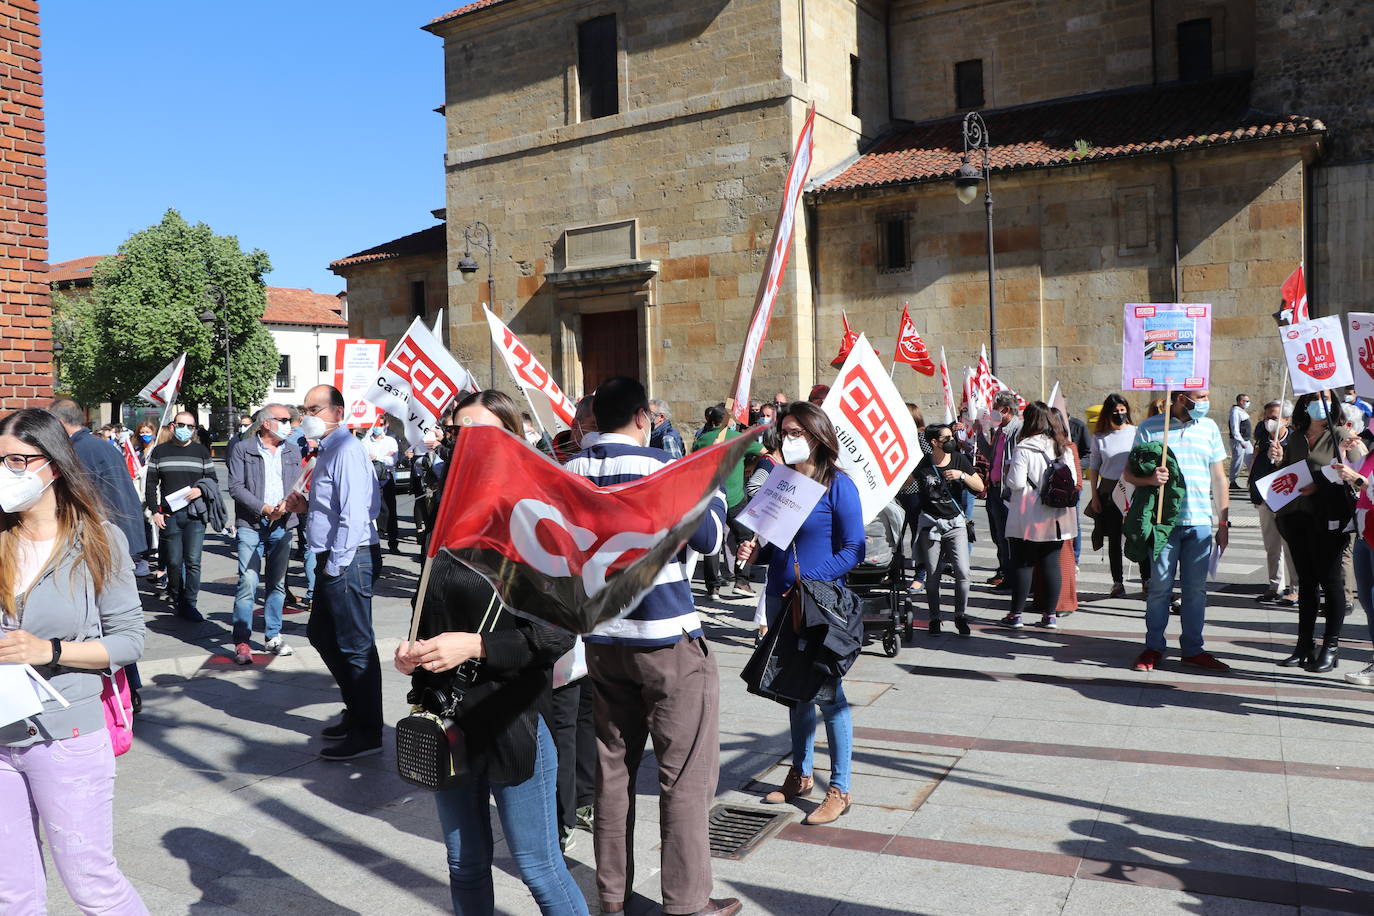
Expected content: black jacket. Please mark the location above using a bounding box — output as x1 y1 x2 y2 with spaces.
69 428 147 557
409 555 573 784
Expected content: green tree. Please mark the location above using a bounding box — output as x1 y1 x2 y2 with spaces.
57 209 278 422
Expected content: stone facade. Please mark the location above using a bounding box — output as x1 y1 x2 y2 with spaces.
0 0 50 412
329 223 449 352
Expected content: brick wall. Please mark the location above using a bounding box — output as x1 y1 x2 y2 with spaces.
0 0 50 412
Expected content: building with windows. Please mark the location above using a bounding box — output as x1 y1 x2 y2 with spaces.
337 0 1371 420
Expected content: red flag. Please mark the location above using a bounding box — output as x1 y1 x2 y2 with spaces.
121 439 140 480
1277 265 1308 325
894 305 935 375
728 108 817 425
830 312 860 367
426 424 767 633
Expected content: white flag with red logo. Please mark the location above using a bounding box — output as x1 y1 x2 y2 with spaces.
1346 313 1374 399
939 348 957 424
1275 265 1309 325
291 455 316 497
484 305 577 436
136 352 186 427
365 317 477 452
1281 315 1353 396
820 333 922 523
728 107 816 425
893 305 936 375
424 424 766 633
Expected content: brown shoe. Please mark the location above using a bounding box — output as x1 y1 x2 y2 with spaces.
679 898 743 916
762 767 813 804
803 784 852 825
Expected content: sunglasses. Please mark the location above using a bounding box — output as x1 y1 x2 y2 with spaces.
174 422 196 430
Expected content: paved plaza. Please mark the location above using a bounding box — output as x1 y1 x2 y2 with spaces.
45 490 1374 915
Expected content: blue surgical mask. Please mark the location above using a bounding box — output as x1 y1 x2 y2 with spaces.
139 433 153 444
1306 400 1329 421
173 426 194 443
1186 399 1210 422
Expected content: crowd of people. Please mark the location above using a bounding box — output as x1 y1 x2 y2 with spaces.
5 375 1374 915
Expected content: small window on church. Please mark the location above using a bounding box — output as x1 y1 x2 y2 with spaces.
955 59 984 110
880 216 910 272
1177 19 1213 82
578 15 619 121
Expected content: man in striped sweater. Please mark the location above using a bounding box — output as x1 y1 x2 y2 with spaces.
565 377 742 916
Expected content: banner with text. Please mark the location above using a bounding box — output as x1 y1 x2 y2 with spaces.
365 317 477 452
1121 303 1212 391
334 339 386 429
1281 315 1354 396
484 305 577 435
820 333 922 524
1346 313 1374 399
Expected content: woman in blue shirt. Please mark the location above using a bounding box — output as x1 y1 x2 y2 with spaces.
740 402 865 826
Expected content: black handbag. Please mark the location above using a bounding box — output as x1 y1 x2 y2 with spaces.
395 591 501 791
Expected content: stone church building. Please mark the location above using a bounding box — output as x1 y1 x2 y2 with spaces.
334 0 1373 422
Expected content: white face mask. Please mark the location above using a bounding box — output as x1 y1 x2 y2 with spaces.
276 420 293 438
0 463 52 513
1264 418 1279 435
299 415 330 439
781 436 811 466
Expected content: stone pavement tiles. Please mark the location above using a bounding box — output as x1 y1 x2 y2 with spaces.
40 493 1374 915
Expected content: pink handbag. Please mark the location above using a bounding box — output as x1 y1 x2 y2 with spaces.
100 669 133 756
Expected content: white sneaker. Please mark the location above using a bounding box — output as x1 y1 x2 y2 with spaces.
1345 662 1374 687
266 636 294 657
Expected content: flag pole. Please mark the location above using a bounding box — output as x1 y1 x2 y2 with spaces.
1157 388 1171 524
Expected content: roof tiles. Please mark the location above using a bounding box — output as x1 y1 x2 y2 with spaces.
263 287 347 328
817 75 1324 194
330 224 446 270
428 0 516 27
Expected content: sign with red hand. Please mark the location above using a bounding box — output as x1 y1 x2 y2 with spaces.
1256 460 1312 512
1281 316 1353 396
1346 313 1374 399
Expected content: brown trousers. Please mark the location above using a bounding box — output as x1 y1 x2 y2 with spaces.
586 636 720 915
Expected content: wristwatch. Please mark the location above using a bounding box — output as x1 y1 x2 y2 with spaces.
48 638 62 669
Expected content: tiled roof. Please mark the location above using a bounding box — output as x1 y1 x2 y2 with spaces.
817 75 1324 194
329 224 446 270
48 255 108 286
263 287 347 328
427 0 515 28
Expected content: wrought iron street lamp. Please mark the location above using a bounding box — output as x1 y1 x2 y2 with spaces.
457 221 496 387
955 110 998 375
200 284 234 436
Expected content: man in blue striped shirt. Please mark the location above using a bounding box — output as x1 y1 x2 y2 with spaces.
1125 389 1230 672
565 377 741 916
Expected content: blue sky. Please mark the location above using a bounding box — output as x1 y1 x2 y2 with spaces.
46 1 451 294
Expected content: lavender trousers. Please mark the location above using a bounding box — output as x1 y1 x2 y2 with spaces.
0 730 148 915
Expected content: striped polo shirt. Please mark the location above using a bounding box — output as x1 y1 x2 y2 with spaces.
565 432 726 647
1134 413 1225 526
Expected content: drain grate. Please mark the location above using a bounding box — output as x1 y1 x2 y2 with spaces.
707 804 789 860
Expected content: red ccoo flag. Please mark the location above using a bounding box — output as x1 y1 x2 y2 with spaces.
893 305 936 375
1275 265 1309 325
830 312 860 367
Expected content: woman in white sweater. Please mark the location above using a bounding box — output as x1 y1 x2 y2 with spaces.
1001 402 1080 629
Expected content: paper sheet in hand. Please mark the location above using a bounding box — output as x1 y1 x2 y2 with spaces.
1321 461 1343 483
165 485 193 512
0 664 67 729
738 465 827 547
1256 460 1313 512
1208 542 1224 580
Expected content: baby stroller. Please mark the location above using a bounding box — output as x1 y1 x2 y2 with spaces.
849 500 912 657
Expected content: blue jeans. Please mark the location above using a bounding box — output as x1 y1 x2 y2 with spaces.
231 522 292 644
306 550 382 740
1351 539 1374 656
161 508 205 612
302 549 318 602
790 682 853 793
1145 525 1212 656
434 718 588 916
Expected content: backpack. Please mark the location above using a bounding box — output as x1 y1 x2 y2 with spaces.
1035 450 1080 509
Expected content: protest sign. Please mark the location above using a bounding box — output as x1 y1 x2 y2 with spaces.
365 317 477 451
738 464 827 547
1281 316 1353 396
1255 460 1313 513
1346 313 1374 399
1121 303 1212 391
334 339 386 429
820 333 922 523
484 305 577 435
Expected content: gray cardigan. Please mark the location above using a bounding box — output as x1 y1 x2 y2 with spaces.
227 435 303 529
1 523 145 748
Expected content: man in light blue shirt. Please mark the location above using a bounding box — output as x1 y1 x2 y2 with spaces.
1124 389 1230 672
288 385 383 760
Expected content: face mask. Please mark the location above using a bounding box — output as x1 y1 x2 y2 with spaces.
276 421 293 438
299 415 329 439
371 428 384 438
1264 418 1279 435
173 426 194 443
1186 399 1210 422
1110 413 1126 426
0 464 52 513
1307 400 1328 421
139 433 153 443
781 436 811 466
1345 394 1356 404
239 426 251 434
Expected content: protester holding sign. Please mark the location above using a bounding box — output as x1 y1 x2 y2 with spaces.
745 402 865 827
1087 394 1143 598
909 424 983 635
1250 400 1298 606
1270 391 1360 673
1124 391 1230 672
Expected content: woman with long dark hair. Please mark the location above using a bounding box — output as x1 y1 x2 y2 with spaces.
394 390 586 916
744 402 865 825
0 408 148 914
1087 394 1144 597
1272 390 1358 672
1001 402 1079 629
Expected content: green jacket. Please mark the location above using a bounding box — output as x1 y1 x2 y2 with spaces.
692 426 763 508
1123 441 1186 565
